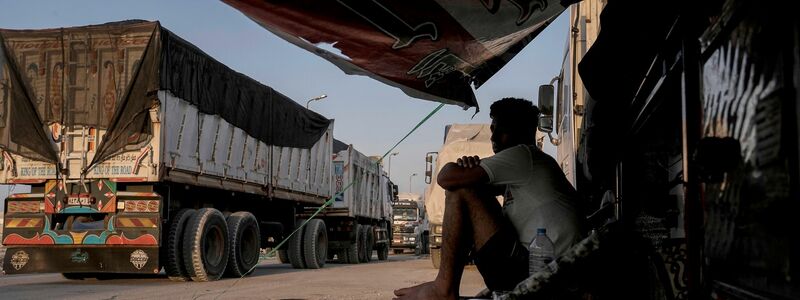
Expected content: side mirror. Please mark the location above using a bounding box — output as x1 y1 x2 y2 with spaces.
538 84 555 116
538 116 553 133
424 152 437 184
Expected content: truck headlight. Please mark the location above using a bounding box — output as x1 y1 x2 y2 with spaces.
434 236 442 244
433 225 443 234
409 237 415 241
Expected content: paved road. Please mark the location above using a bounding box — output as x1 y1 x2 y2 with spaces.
0 254 487 299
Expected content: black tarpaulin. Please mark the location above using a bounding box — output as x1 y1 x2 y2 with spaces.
0 20 331 168
90 23 160 168
159 28 331 148
0 35 58 163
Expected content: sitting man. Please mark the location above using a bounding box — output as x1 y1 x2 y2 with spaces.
394 98 584 299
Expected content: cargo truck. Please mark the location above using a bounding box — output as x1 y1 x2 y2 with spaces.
0 20 389 281
533 0 800 298
423 124 499 269
390 192 427 255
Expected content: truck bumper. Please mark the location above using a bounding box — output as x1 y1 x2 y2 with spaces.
2 246 160 275
391 241 417 249
392 233 418 249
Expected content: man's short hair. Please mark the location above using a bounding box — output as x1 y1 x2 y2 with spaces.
489 97 540 135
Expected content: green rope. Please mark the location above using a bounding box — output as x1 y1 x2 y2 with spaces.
215 103 445 297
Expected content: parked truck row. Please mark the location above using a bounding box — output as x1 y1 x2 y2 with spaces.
0 20 393 281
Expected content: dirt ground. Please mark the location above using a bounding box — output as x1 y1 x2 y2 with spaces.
0 253 487 299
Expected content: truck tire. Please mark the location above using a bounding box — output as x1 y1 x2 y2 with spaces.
287 223 306 269
165 208 195 281
302 219 328 269
377 243 389 261
344 224 360 264
431 247 441 269
278 249 289 264
182 208 229 281
224 212 261 277
365 225 374 262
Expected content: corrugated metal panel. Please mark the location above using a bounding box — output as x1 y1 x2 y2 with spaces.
161 92 332 201
331 146 385 219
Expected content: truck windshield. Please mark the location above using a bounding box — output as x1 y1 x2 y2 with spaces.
393 208 418 221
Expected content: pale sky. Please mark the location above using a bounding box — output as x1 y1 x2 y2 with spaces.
0 0 566 200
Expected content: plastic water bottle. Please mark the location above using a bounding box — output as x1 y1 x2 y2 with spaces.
529 228 555 275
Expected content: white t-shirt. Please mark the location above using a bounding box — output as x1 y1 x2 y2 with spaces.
480 144 583 256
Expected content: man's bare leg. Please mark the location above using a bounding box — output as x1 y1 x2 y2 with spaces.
394 187 504 300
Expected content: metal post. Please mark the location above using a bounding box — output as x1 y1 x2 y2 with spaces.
387 152 398 179
679 15 704 298
408 173 417 193
306 94 327 109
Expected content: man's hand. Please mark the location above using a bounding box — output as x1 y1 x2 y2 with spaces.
437 155 489 191
456 156 481 168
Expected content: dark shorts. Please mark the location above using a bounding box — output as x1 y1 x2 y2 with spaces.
473 229 530 292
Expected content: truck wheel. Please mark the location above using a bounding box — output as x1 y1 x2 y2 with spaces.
344 224 360 264
182 208 229 281
165 208 195 281
302 219 327 269
224 212 261 277
357 225 368 263
287 223 306 269
278 249 289 264
377 243 389 261
365 225 374 262
431 247 441 269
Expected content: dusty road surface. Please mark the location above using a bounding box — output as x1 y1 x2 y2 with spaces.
0 254 487 299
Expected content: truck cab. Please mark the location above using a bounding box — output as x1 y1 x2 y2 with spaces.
390 193 428 255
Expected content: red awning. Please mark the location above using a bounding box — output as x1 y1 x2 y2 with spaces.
223 0 572 110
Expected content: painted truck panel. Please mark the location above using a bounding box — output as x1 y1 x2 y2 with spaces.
331 145 386 220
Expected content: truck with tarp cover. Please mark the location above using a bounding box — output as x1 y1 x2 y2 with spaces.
423 124 498 269
0 20 358 281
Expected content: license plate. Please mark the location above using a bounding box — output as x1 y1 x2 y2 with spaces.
68 196 90 206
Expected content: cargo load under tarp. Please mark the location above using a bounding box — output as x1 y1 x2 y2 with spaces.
0 20 330 169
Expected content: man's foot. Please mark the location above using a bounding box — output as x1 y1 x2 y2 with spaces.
393 281 457 300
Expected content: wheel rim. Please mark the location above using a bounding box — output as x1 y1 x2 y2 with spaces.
204 225 225 267
241 224 259 266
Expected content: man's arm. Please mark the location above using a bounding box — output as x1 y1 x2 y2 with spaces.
437 156 490 191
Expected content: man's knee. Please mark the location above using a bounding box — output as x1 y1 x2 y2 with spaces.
445 188 479 201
